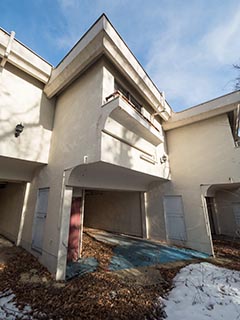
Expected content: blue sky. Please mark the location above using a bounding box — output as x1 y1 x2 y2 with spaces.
1 0 240 111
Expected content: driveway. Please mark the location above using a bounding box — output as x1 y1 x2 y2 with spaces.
66 229 209 279
88 229 209 270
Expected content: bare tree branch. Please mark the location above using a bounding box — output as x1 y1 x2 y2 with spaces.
234 64 240 90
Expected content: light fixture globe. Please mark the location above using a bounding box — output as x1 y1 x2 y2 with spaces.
15 123 24 137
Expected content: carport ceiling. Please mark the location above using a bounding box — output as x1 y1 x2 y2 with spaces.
207 182 240 196
68 161 166 191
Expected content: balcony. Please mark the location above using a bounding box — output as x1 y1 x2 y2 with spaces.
98 92 169 180
102 92 163 146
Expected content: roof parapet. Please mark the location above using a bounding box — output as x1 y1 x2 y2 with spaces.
44 15 171 120
163 90 240 130
0 28 52 83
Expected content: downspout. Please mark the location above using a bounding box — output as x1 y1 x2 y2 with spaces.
150 91 167 122
235 104 240 146
0 31 15 69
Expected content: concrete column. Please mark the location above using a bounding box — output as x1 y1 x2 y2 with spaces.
16 182 30 246
140 192 147 238
56 186 73 280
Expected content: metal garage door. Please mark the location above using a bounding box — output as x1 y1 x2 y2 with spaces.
164 195 187 241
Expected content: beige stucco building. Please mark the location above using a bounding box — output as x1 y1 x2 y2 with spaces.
0 15 240 280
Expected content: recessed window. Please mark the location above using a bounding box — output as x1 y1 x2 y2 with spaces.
114 81 142 113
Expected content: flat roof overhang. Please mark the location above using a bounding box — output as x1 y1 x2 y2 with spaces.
0 28 52 83
0 156 45 182
44 15 171 121
66 161 167 191
207 182 240 196
164 91 240 131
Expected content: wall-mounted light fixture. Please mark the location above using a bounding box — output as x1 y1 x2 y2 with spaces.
15 123 24 138
160 154 168 164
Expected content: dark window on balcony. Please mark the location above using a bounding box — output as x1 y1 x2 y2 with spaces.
115 81 142 113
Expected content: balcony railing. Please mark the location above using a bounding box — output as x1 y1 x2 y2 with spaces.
105 90 161 133
103 93 163 146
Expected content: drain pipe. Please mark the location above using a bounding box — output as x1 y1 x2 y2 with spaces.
0 31 15 69
150 91 166 122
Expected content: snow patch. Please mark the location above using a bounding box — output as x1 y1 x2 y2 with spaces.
162 262 240 319
0 290 32 320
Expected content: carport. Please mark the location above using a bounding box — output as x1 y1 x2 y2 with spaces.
0 156 43 245
0 181 26 244
58 161 167 280
204 183 240 238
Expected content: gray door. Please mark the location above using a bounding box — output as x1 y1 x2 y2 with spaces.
164 195 187 241
233 203 240 227
32 188 49 253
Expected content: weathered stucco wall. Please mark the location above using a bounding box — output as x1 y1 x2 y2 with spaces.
84 191 142 237
19 60 104 275
165 113 240 254
100 63 170 180
48 60 104 170
0 63 54 165
0 182 26 242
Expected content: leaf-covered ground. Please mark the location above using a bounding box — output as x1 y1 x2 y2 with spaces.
0 234 239 319
0 233 178 319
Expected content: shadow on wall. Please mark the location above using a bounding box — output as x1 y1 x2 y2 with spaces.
0 96 54 162
0 63 55 162
103 125 139 170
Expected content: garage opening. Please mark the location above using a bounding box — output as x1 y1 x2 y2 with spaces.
204 186 240 263
65 188 210 280
0 181 26 243
205 186 240 239
67 188 144 263
84 190 143 238
205 197 217 236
